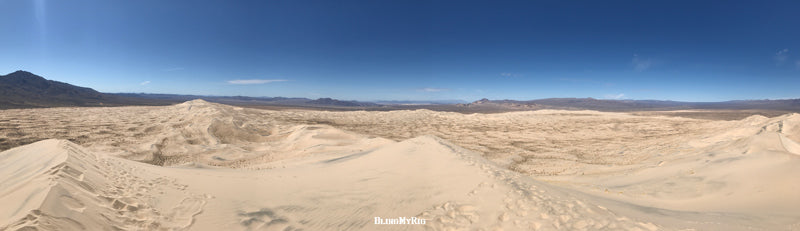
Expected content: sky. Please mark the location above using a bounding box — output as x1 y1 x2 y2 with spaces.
1 0 799 102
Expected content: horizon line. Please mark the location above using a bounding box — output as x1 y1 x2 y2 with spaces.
107 92 800 104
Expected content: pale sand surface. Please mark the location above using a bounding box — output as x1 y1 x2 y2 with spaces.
1 100 799 230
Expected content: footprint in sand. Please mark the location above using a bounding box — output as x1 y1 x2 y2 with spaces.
238 207 304 231
60 195 86 212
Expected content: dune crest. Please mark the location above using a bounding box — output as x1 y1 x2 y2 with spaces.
0 139 207 230
82 100 393 168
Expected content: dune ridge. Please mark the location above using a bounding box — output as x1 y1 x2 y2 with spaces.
0 136 665 230
0 139 207 230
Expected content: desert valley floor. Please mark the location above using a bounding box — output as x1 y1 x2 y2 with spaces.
1 100 799 230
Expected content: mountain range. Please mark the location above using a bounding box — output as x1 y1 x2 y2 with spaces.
2 70 800 112
461 97 800 112
0 71 179 109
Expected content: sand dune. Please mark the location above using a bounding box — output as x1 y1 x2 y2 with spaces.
558 113 800 218
1 137 663 230
1 100 799 230
0 139 207 230
177 135 674 230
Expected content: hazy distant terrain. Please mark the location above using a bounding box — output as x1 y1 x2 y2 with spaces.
4 71 800 114
461 97 800 112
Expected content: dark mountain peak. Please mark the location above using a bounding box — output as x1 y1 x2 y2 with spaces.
7 70 36 76
3 70 48 82
0 70 110 108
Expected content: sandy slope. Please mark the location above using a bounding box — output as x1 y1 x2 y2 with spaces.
1 100 800 230
179 135 688 230
550 113 800 220
0 137 665 230
0 139 207 230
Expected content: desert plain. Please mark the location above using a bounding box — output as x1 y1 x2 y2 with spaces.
1 99 799 230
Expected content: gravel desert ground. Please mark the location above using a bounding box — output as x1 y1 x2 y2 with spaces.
1 100 799 230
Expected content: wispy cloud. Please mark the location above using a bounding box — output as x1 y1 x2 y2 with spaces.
774 49 789 65
227 79 288 85
140 81 151 85
419 88 448 92
163 67 185 72
500 72 522 77
604 93 626 99
632 54 652 72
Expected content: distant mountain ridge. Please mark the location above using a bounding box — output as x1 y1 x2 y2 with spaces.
463 97 800 111
0 71 184 109
306 98 378 107
110 93 379 108
2 71 799 112
374 100 469 105
0 71 110 108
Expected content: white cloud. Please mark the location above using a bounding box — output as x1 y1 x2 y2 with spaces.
419 88 448 92
775 48 789 65
227 79 288 85
632 54 652 72
140 81 151 85
604 93 626 99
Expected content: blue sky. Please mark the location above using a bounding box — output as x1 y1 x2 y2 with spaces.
1 0 799 102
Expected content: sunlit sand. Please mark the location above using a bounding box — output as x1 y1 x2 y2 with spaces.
2 100 799 230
